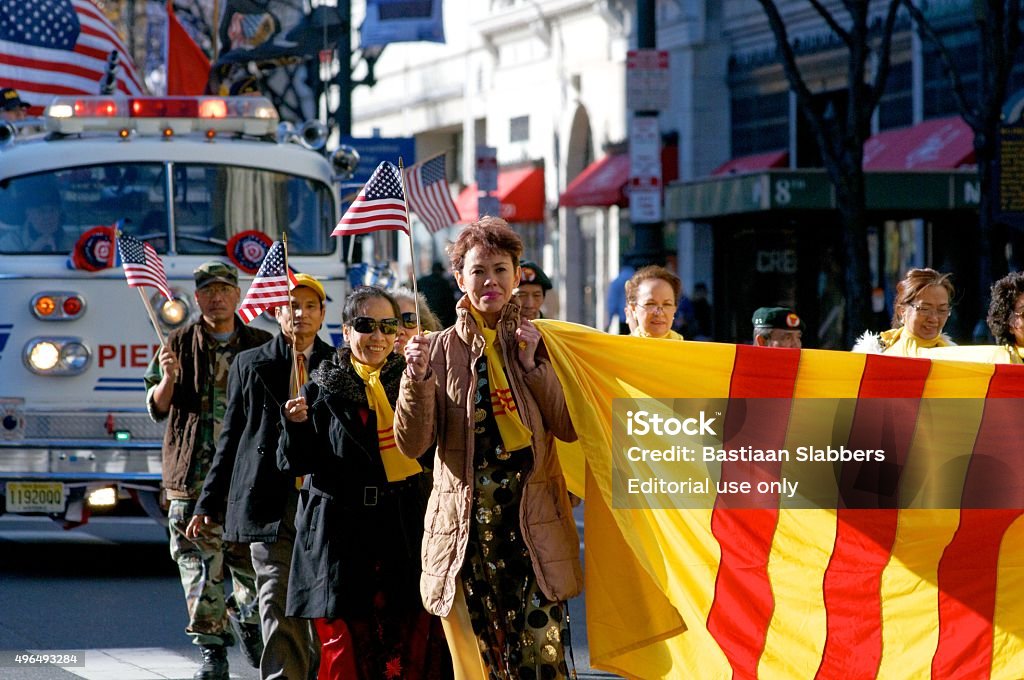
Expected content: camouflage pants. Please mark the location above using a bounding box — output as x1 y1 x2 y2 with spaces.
168 499 260 647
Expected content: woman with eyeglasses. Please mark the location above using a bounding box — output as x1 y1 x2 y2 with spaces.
984 271 1024 363
395 217 581 680
627 265 685 340
278 286 449 679
393 287 442 355
854 268 956 356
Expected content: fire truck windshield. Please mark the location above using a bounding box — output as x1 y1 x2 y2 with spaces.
0 163 335 255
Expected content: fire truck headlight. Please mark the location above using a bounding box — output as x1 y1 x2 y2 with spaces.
61 342 89 371
24 338 90 375
158 296 189 327
27 341 60 371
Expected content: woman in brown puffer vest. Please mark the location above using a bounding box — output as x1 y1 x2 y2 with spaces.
395 217 582 680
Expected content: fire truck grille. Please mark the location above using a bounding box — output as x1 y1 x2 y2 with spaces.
22 413 166 442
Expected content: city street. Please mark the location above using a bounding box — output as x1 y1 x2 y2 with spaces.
0 509 617 680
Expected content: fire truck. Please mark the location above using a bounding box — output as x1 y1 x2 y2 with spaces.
0 96 352 526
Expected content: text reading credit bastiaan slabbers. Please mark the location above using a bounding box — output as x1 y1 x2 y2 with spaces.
610 398 1018 510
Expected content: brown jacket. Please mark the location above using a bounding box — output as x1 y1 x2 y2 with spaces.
394 297 583 617
147 317 271 494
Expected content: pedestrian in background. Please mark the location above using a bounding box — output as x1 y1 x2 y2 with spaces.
606 260 635 334
0 87 31 122
145 261 269 680
417 261 459 328
397 217 582 679
514 259 552 321
280 286 449 680
188 273 333 680
854 268 956 356
985 270 1024 363
752 306 803 348
628 265 685 340
393 286 442 355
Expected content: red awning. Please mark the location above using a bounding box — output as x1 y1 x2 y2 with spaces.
455 167 546 223
558 146 679 208
559 153 630 207
863 116 974 170
711 150 789 176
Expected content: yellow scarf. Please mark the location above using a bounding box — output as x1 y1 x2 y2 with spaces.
631 328 685 341
880 326 951 357
350 357 422 482
468 308 533 452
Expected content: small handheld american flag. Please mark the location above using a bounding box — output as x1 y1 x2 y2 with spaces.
238 241 293 324
117 232 173 301
405 153 459 234
332 161 409 237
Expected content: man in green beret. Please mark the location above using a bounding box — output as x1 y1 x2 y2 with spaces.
145 260 271 679
752 306 804 348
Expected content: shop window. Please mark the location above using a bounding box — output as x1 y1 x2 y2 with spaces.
730 91 789 156
510 115 530 143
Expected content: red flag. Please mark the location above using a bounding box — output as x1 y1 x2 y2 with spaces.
405 153 459 233
0 0 145 112
238 241 293 323
117 232 173 301
166 1 209 96
332 161 409 237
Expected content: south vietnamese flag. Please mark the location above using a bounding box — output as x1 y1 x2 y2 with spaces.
535 321 1024 679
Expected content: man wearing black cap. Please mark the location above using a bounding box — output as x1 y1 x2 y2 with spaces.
1 87 31 122
752 306 804 348
145 260 271 680
515 259 552 321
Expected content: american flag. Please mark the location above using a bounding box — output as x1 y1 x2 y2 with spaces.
331 161 409 237
117 232 173 301
0 0 145 113
238 241 291 324
405 153 459 234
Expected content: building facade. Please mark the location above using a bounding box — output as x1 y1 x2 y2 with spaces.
353 0 1011 344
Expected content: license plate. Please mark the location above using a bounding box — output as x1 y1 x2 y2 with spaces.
6 482 65 513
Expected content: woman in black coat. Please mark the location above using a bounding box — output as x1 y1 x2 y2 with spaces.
279 286 448 680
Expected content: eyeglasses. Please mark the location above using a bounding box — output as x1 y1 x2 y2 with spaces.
349 317 399 335
633 302 676 316
400 311 418 329
906 303 952 318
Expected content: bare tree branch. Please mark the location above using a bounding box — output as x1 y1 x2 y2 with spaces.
901 0 981 130
810 0 853 47
866 0 904 113
756 0 842 169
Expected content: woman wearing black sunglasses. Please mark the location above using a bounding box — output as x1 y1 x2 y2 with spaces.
278 286 449 679
394 217 581 680
393 287 442 355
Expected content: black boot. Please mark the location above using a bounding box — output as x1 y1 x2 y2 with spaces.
234 619 264 669
193 645 228 680
226 599 263 668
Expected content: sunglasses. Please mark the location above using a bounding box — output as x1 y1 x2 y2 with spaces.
349 316 399 335
400 311 418 329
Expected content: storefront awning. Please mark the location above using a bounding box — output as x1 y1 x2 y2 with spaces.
863 116 974 170
558 146 679 209
558 153 630 207
665 169 980 221
455 167 545 223
711 149 789 176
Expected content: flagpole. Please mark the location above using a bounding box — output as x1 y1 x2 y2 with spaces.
397 157 422 333
282 231 299 396
139 289 167 346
